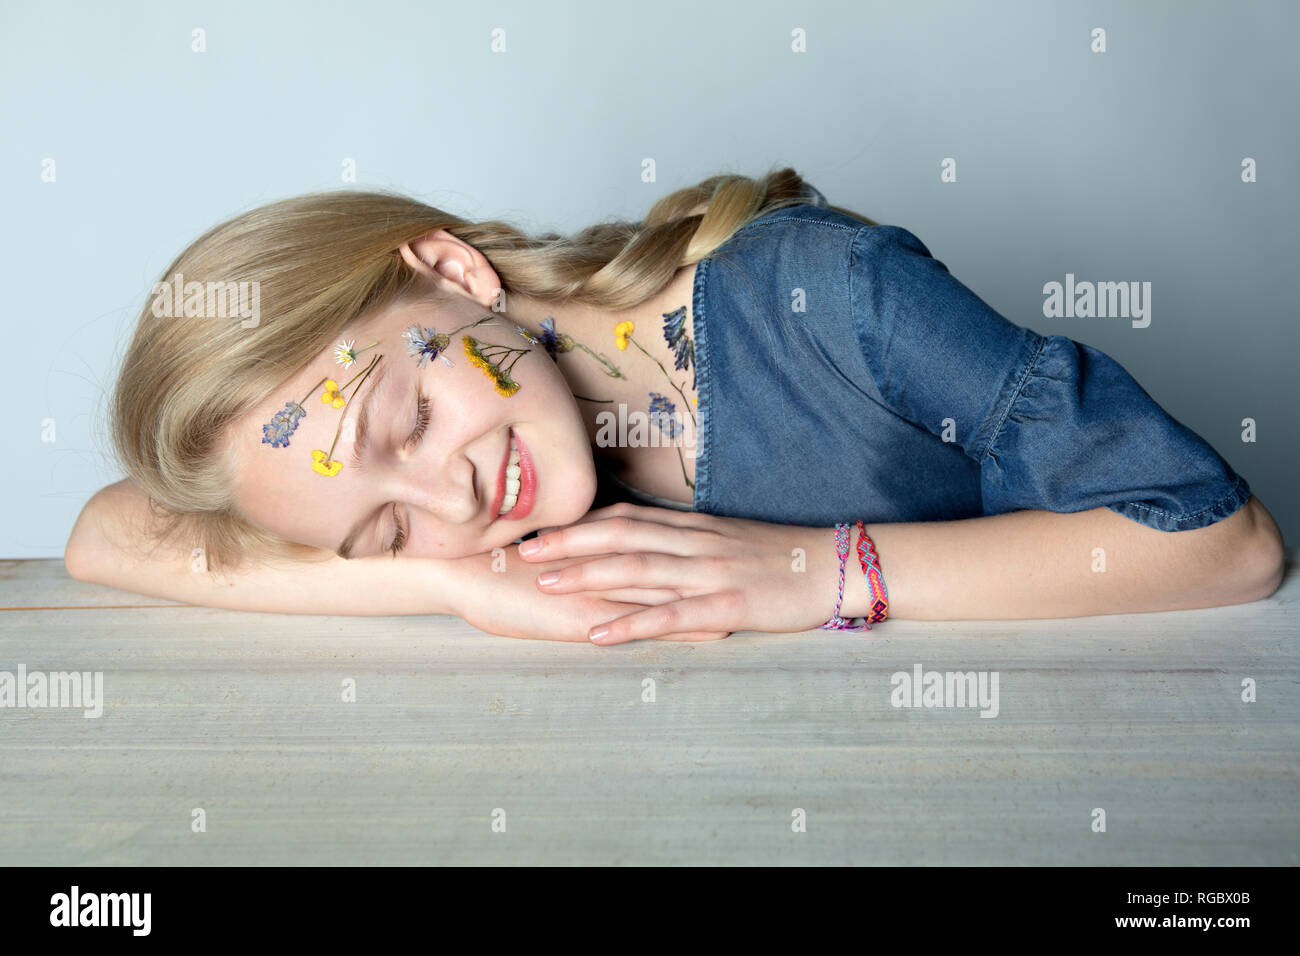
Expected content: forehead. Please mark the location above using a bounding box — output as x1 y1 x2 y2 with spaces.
228 330 405 551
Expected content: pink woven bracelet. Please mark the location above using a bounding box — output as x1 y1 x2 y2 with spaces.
853 520 890 624
819 522 867 631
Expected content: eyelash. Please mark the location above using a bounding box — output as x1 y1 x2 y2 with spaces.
406 392 431 448
389 392 431 557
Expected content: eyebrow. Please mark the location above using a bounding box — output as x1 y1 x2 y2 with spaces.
335 362 391 559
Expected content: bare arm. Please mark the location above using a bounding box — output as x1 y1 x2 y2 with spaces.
63 479 464 615
841 495 1287 621
512 496 1287 644
63 479 729 642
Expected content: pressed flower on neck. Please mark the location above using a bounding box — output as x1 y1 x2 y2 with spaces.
538 316 625 378
614 320 634 350
646 391 694 491
661 306 696 391
648 392 680 439
612 317 696 432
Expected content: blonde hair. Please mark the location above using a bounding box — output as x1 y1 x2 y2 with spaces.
110 166 875 572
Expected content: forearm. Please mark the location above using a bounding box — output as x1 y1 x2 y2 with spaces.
837 496 1283 622
65 481 467 616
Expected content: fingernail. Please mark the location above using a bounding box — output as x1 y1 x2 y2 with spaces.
589 626 608 643
537 571 560 586
519 538 542 556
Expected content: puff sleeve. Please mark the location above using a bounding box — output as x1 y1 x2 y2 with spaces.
849 224 1251 532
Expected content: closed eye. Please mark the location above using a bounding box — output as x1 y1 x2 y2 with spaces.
388 503 406 558
388 390 431 556
405 391 431 448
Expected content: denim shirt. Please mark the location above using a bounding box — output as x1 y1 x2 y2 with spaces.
602 186 1252 533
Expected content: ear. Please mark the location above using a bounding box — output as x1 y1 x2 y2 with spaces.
398 229 502 307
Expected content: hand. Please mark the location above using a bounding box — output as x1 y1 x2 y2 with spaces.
517 502 846 644
449 540 730 643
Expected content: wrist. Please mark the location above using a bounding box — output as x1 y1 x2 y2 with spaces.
813 522 892 627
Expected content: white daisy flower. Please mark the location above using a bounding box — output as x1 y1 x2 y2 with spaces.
334 339 358 368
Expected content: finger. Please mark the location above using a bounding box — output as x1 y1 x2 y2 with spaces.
586 587 683 605
536 552 704 593
547 501 717 532
520 515 719 562
587 592 742 645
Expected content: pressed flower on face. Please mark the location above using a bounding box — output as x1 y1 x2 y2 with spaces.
311 449 342 476
463 335 528 397
320 380 346 408
308 353 383 478
261 353 382 478
334 338 378 369
261 401 307 448
402 325 454 369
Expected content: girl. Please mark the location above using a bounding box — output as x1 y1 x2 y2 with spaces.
65 168 1285 644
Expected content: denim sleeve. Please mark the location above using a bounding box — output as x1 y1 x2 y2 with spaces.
849 224 1252 532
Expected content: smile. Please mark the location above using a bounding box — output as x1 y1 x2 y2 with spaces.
492 427 537 521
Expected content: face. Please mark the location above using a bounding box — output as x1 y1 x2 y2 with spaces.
228 292 597 559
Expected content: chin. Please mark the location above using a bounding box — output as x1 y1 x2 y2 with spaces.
542 460 599 529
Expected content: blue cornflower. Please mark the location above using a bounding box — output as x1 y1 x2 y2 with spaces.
538 317 566 362
261 401 306 448
403 324 453 368
648 392 680 439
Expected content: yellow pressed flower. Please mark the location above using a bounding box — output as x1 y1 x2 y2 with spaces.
311 450 342 476
320 379 345 408
614 319 634 350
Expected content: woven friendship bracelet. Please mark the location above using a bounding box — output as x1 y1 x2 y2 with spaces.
819 522 867 631
853 520 890 624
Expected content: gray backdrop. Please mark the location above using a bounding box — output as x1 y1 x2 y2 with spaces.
3 0 1295 557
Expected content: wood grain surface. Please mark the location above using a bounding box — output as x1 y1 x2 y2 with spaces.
1 554 1296 866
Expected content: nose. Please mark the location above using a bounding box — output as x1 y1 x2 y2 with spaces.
389 450 479 525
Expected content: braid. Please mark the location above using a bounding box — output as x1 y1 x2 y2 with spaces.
449 166 855 311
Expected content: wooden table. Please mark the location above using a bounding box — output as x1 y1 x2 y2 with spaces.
2 554 1296 865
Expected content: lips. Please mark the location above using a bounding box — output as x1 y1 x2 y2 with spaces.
491 427 537 522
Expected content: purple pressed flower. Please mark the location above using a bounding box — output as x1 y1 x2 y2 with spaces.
661 305 695 390
538 317 563 362
262 401 306 448
647 392 680 439
403 324 454 369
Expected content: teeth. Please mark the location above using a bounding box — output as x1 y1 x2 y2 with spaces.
499 432 521 514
